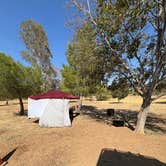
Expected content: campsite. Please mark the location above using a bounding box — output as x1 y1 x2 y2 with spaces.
0 0 166 165
0 95 166 165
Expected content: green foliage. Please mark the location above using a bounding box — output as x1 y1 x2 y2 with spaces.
70 0 166 133
95 85 110 101
109 77 129 101
154 81 166 95
20 19 57 91
60 64 79 95
0 52 42 98
61 22 107 96
0 52 42 113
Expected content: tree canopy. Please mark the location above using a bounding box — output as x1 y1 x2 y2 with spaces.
0 52 42 115
109 77 129 102
61 22 108 96
69 0 166 133
20 19 57 91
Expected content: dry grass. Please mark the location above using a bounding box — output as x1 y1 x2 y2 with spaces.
0 96 165 166
83 95 166 114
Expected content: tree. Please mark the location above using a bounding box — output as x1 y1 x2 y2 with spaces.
70 0 166 133
61 23 107 96
61 63 80 95
60 43 80 95
0 80 14 105
109 77 129 102
0 53 42 115
95 85 110 101
20 19 57 91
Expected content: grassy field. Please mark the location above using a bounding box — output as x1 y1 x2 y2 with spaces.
0 95 165 165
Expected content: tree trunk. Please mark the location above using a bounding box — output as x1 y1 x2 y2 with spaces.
80 96 83 107
135 97 151 134
6 100 9 105
19 97 24 115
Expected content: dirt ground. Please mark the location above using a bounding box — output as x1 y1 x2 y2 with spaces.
0 96 166 166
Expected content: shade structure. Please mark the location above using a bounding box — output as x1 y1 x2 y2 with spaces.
39 99 71 127
30 90 79 100
28 98 49 118
28 90 79 127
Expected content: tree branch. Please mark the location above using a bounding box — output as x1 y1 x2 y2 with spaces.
72 0 144 93
121 72 143 97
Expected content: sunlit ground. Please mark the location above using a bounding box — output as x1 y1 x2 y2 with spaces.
0 96 165 166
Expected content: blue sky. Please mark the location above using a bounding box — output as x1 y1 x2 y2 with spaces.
0 0 72 69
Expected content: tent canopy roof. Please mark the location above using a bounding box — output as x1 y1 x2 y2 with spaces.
30 90 79 100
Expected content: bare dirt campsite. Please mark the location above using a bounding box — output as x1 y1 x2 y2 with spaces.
0 0 165 165
0 96 166 166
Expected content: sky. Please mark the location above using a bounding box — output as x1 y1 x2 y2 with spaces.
0 0 73 69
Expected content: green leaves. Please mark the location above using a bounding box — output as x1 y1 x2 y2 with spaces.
61 22 106 96
127 38 141 59
109 77 129 101
0 52 42 100
20 19 57 91
20 19 51 60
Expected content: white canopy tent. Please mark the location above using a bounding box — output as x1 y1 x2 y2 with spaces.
28 98 50 118
28 90 79 127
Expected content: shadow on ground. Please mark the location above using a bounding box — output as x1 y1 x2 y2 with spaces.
109 102 123 104
97 148 166 166
13 110 28 116
81 105 166 134
2 148 17 162
154 101 166 104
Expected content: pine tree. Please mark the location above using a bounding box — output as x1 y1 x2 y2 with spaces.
0 52 42 115
61 23 107 96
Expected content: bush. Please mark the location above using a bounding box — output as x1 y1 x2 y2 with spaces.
95 85 110 101
109 77 129 102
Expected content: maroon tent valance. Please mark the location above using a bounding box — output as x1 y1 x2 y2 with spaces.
30 90 79 100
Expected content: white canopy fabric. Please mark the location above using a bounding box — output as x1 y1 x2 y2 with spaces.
28 98 71 127
28 98 50 118
39 99 71 127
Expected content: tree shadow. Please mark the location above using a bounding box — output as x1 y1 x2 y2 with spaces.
109 102 123 104
2 148 17 162
81 105 166 134
13 109 28 116
97 148 166 166
154 102 166 104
